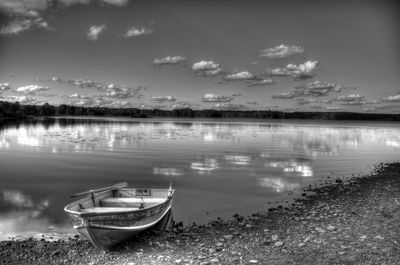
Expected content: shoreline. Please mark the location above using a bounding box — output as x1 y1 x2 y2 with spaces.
1 162 399 264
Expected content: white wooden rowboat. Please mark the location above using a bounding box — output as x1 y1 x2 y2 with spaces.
64 182 174 248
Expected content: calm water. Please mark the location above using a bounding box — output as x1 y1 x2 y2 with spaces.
0 117 399 240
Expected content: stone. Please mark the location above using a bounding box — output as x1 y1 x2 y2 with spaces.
249 259 259 263
297 243 305 247
274 241 284 247
210 258 219 263
223 235 233 240
271 234 279 241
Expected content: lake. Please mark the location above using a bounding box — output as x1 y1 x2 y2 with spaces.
0 117 399 240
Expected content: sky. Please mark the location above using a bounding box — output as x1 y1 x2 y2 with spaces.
0 0 399 113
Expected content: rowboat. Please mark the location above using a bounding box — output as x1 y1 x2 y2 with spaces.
64 182 175 248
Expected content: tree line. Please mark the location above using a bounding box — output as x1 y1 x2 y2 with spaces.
0 101 399 121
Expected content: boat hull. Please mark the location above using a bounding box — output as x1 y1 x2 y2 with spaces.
65 187 174 248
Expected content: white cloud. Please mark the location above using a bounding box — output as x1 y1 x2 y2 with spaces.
3 95 42 105
0 83 11 91
295 81 343 96
213 103 248 111
269 60 319 79
105 85 143 99
260 44 304 59
335 94 364 102
123 25 153 38
381 94 400 102
0 0 129 35
87 24 106 41
150 96 176 103
0 17 49 35
16 85 50 94
192 61 223 76
224 71 256 81
201 93 233 103
272 92 296 99
66 93 89 99
247 79 275 87
153 56 186 65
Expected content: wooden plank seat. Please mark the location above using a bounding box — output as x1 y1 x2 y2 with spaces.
100 198 166 208
79 207 139 213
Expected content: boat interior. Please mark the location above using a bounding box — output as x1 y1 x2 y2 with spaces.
65 188 172 215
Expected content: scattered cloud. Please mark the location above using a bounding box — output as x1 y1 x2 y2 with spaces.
213 103 248 111
3 95 42 105
0 0 129 36
272 92 296 99
171 101 200 109
0 83 11 91
260 44 304 59
150 96 177 103
268 60 319 79
0 17 49 35
105 84 143 99
16 85 50 94
87 24 106 41
201 93 233 103
381 94 400 103
192 61 223 76
65 93 89 99
224 71 256 81
123 25 154 38
153 56 186 65
247 101 259 105
247 79 275 87
295 81 343 96
334 94 365 105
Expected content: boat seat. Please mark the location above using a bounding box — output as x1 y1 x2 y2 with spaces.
100 198 166 208
79 207 139 213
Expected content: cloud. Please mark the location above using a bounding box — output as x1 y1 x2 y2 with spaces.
153 56 186 65
3 95 42 105
295 81 343 96
123 25 153 38
0 83 11 91
224 71 256 81
213 103 248 111
201 93 233 103
87 24 106 41
272 92 296 99
0 17 49 35
0 0 129 35
247 101 259 105
150 96 177 103
247 79 275 87
16 85 50 94
65 93 89 99
260 44 304 59
105 84 143 99
334 94 365 105
381 94 400 103
192 61 223 76
269 60 319 79
171 101 200 109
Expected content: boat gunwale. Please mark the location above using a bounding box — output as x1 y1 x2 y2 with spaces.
64 188 174 218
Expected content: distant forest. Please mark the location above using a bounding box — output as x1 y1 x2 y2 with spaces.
0 101 399 121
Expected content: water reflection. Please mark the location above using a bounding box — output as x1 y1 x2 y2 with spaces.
191 158 218 174
0 118 399 237
258 177 300 193
153 167 183 176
